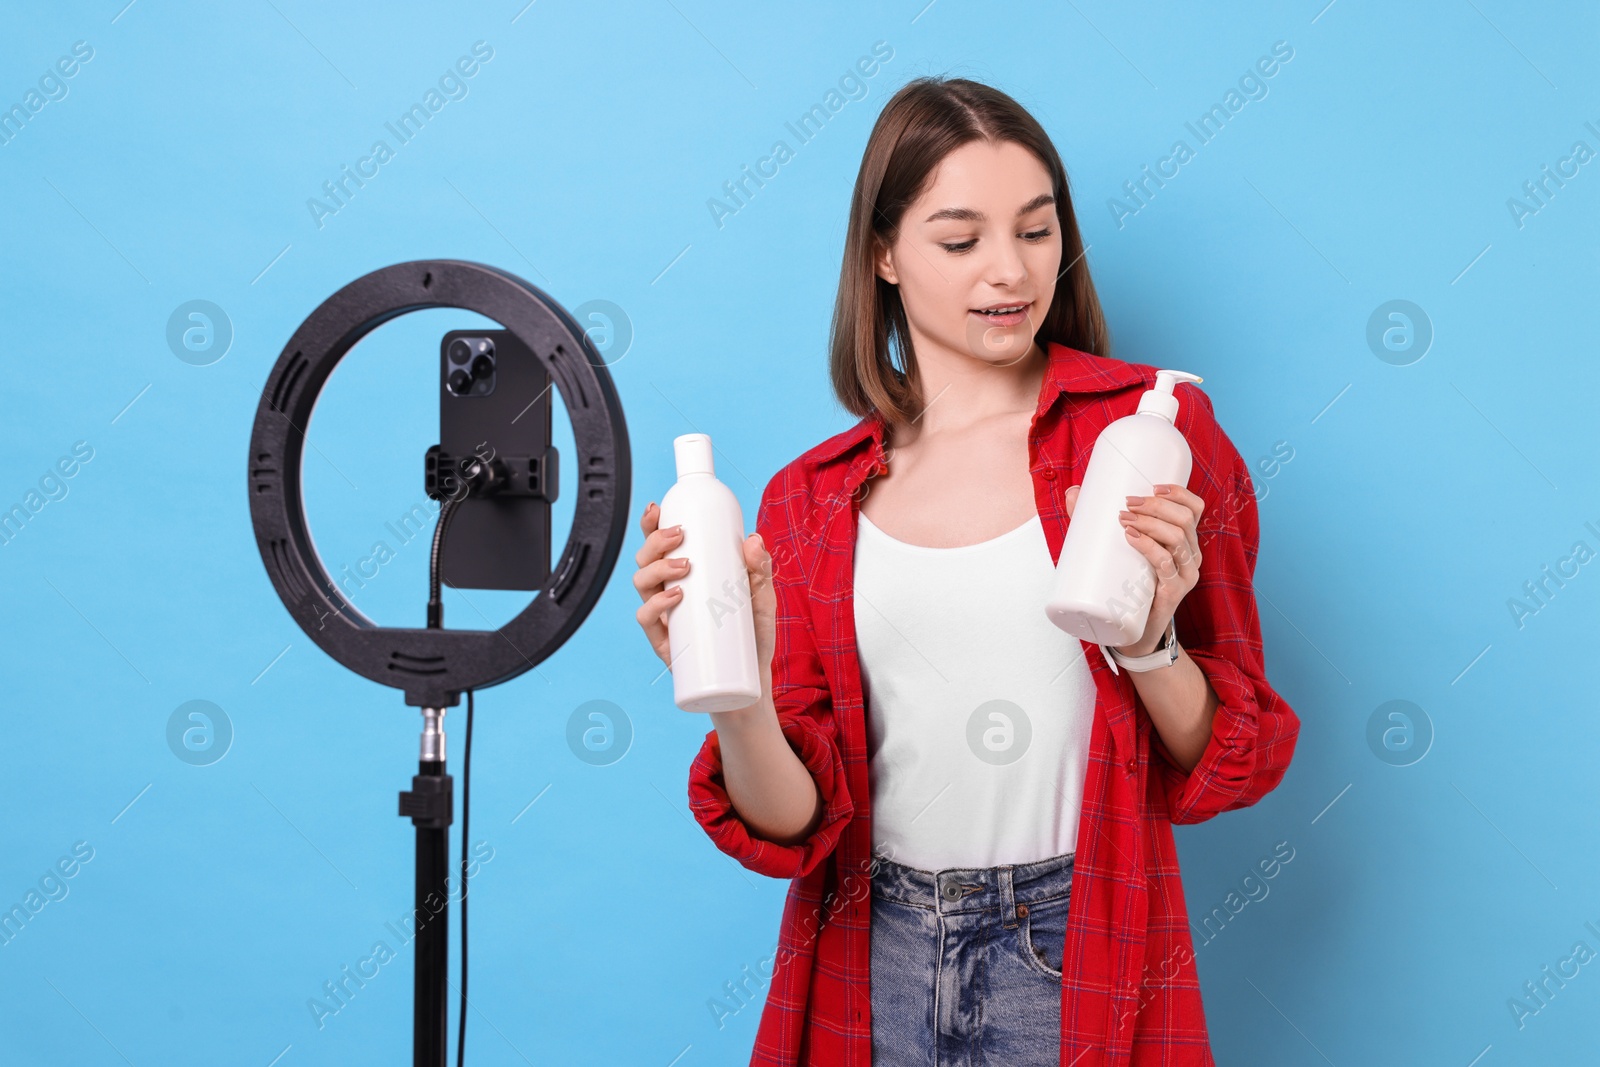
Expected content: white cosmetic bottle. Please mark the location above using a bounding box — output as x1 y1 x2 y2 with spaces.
659 433 762 713
1045 369 1204 647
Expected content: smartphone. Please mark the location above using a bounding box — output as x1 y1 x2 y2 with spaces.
432 328 557 591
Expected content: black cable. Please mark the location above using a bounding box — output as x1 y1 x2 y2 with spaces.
457 686 473 1067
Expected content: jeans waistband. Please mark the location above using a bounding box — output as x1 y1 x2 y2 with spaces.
870 848 1075 919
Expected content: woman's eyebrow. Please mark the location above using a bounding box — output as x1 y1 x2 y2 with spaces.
923 193 1056 224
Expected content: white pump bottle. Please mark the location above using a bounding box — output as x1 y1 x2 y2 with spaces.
659 433 762 713
1044 369 1204 650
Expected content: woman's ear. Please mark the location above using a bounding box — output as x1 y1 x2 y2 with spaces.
873 237 899 286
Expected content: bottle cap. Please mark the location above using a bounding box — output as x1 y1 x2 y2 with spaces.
674 433 715 477
1136 369 1205 423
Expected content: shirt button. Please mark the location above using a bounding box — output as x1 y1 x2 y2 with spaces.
1125 758 1137 775
1041 467 1057 481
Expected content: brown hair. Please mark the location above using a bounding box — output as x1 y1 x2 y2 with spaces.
828 75 1112 427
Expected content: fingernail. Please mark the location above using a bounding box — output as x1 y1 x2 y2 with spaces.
1125 495 1143 506
1155 485 1172 495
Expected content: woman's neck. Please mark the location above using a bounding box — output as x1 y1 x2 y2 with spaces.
893 336 1049 448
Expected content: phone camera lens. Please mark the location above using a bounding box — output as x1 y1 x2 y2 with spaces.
471 353 494 378
448 338 473 365
448 369 472 395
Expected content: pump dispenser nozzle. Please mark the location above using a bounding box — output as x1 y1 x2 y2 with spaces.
1136 369 1204 423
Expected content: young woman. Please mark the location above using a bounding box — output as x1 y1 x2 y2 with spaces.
634 76 1300 1066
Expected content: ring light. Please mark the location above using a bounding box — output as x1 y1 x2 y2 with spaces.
247 259 631 710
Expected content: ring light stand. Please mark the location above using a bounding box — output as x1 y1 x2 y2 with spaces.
248 260 631 1066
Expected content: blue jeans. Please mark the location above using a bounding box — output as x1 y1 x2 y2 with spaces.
870 848 1074 1066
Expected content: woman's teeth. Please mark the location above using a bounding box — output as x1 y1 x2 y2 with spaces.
978 305 1026 316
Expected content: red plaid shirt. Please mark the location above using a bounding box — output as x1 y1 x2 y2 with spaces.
688 342 1301 1065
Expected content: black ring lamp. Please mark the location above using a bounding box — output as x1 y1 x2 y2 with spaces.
247 259 631 1067
249 259 630 710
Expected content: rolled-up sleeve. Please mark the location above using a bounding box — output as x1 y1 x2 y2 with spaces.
686 465 854 878
1149 389 1301 825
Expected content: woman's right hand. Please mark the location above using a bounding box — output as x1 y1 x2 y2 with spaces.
633 501 777 684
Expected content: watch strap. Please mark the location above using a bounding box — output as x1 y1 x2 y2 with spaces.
1099 617 1179 674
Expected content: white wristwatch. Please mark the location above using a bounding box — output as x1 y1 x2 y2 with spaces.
1099 618 1179 674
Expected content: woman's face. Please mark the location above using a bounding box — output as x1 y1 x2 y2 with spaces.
875 138 1062 368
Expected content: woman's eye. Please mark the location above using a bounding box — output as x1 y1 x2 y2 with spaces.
939 229 1052 253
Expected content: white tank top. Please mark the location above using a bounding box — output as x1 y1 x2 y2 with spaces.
853 508 1097 871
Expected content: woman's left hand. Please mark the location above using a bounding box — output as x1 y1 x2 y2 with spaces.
1064 482 1205 657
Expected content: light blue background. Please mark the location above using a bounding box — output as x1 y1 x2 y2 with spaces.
2 1 1596 1064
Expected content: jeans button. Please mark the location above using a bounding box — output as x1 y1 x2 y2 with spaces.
940 882 962 903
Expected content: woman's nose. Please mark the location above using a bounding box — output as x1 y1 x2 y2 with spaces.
983 238 1029 288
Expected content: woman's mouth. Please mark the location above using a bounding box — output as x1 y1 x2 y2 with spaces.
970 301 1030 327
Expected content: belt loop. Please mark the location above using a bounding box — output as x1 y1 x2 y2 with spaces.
999 865 1018 929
